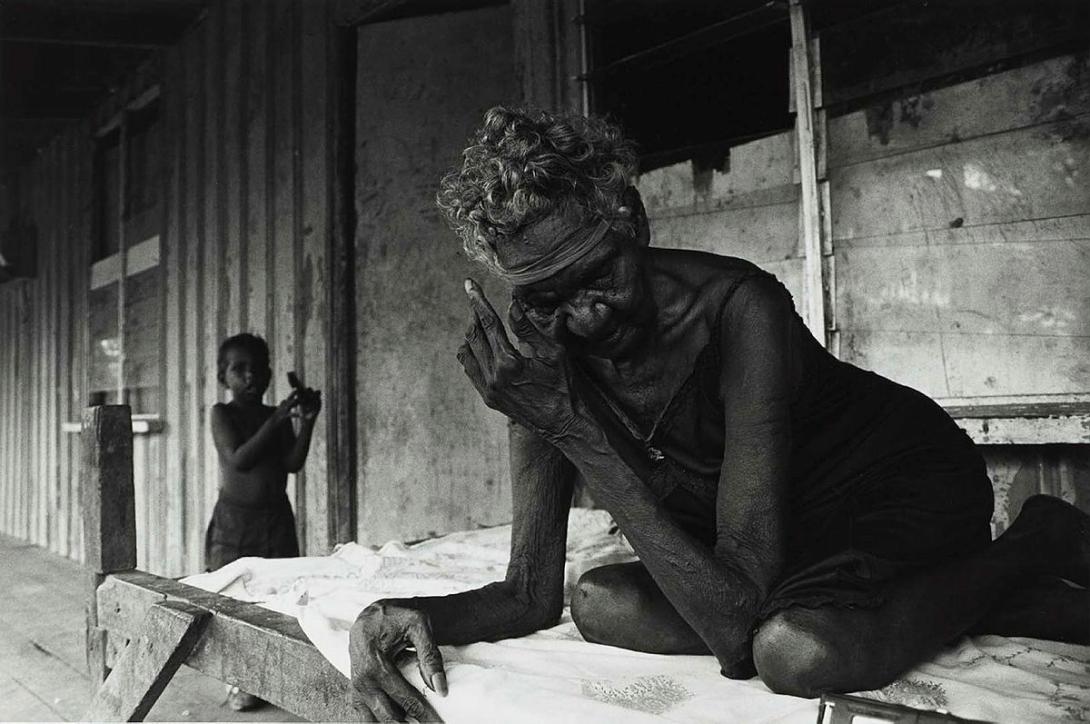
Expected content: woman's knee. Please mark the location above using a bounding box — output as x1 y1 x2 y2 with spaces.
752 611 843 698
571 563 645 645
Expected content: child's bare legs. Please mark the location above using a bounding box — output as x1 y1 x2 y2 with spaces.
752 495 1090 696
225 685 263 711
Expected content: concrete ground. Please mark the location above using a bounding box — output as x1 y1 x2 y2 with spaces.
0 534 302 722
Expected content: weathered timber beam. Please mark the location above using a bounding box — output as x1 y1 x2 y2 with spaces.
82 405 137 688
96 571 356 721
85 601 211 721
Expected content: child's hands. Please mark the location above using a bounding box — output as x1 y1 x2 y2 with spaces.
272 390 300 423
297 388 322 422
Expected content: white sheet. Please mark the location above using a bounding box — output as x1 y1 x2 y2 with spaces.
182 509 1090 723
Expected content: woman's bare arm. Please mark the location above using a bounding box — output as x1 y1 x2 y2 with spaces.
459 277 793 677
384 420 576 643
348 421 575 719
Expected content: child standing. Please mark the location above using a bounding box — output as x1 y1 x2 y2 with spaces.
206 333 321 571
206 333 321 711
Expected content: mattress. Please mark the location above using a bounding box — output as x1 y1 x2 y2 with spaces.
181 509 1090 723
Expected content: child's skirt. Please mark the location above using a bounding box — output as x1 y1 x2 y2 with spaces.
204 494 300 571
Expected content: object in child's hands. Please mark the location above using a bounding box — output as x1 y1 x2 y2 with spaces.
817 694 989 724
287 371 303 390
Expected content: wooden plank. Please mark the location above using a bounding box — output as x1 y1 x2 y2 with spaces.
648 200 798 263
300 0 330 554
328 19 358 547
32 150 44 544
132 437 148 570
830 114 1090 240
637 131 795 215
841 329 1090 400
789 0 825 342
818 0 1090 108
203 0 227 546
244 0 270 337
74 130 93 562
96 572 356 720
354 7 516 543
828 53 1090 169
57 135 73 558
85 600 211 722
271 0 299 516
952 415 1090 445
182 28 207 575
2 293 11 535
834 241 1090 337
81 405 137 574
833 214 1090 249
162 46 186 578
46 140 60 552
223 0 246 335
512 0 559 109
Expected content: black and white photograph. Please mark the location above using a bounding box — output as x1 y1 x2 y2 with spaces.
1 0 1088 721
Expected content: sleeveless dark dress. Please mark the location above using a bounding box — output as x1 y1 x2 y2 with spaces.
579 257 993 619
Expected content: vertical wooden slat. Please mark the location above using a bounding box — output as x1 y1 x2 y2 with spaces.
57 136 73 557
328 19 357 548
183 26 207 574
30 154 42 543
245 0 270 338
75 129 93 562
223 0 246 336
2 289 11 534
299 0 329 554
271 0 299 515
133 434 148 567
44 139 57 549
49 138 62 554
163 45 187 577
203 0 226 540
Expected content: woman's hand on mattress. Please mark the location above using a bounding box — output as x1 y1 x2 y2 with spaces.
458 279 584 444
349 601 446 722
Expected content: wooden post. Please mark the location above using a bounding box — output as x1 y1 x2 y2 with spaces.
788 0 828 345
82 405 137 688
84 601 210 722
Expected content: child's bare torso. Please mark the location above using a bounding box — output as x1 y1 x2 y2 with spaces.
219 402 291 507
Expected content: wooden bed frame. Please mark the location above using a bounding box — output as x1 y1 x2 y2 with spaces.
81 405 354 721
81 397 1090 721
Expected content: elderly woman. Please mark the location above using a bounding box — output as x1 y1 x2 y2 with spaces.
347 107 1090 721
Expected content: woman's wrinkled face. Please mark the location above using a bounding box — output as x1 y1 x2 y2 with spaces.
499 211 651 359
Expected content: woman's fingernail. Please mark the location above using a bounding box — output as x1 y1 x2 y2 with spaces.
432 672 448 697
463 279 474 295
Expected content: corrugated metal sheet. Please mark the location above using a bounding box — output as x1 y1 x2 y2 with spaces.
0 0 333 577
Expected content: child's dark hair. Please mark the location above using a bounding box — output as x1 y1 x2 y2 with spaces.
217 333 271 385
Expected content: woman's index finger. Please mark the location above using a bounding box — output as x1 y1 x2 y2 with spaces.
464 279 517 356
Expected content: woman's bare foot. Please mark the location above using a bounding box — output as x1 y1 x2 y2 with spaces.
1004 495 1090 588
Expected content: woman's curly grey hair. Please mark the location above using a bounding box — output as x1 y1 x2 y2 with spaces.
436 106 638 274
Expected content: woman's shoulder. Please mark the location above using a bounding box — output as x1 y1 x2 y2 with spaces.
646 247 791 317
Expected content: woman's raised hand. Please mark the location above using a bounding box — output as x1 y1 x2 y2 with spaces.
458 279 582 443
348 601 446 722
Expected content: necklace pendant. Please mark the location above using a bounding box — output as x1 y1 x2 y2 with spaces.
647 445 665 463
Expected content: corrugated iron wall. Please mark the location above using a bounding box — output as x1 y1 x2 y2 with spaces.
156 0 333 576
0 0 335 577
0 134 92 562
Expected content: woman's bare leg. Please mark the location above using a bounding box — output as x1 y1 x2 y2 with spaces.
752 495 1090 697
572 561 710 655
